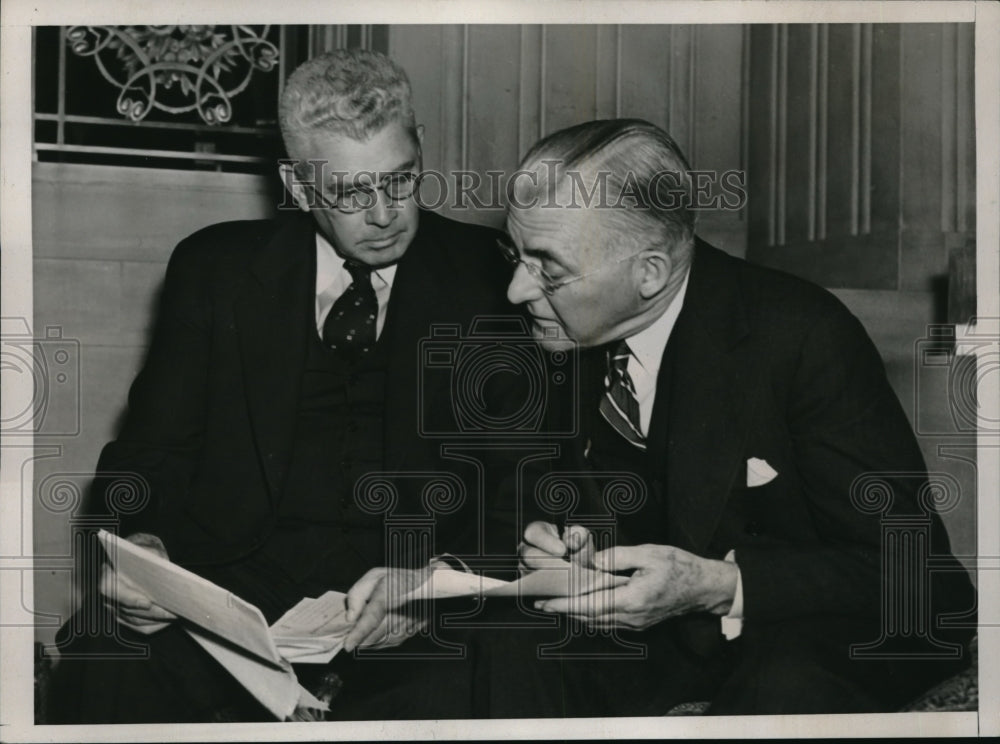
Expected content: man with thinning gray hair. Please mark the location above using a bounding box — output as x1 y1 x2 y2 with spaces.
491 118 975 716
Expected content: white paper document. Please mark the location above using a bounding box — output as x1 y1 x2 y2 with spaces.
98 530 628 719
97 530 326 719
270 591 352 664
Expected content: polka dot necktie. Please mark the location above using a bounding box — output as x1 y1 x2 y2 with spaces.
598 340 646 450
322 262 378 361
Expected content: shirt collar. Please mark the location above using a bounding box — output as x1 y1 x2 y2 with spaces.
625 269 690 373
315 231 399 293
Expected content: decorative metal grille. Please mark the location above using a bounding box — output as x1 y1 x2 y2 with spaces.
64 25 279 126
33 25 388 174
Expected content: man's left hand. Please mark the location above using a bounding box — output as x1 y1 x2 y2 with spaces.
533 544 738 630
343 566 430 652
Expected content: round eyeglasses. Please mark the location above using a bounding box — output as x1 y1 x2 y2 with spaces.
311 171 419 214
497 236 648 296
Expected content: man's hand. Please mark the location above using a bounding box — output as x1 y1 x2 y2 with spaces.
99 532 178 635
342 567 431 652
533 544 738 631
519 521 597 573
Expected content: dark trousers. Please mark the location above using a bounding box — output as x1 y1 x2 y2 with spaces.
47 551 480 724
465 603 971 717
49 611 479 724
48 588 970 721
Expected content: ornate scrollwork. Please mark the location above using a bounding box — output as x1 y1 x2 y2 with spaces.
65 25 278 125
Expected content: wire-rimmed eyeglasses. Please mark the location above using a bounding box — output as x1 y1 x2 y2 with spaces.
497 236 648 295
309 171 419 214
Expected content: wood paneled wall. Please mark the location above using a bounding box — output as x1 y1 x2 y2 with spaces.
746 23 975 291
390 24 748 255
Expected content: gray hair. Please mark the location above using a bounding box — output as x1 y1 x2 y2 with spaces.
511 119 695 259
279 49 417 154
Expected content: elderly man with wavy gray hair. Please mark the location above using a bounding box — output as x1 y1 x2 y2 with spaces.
49 49 516 723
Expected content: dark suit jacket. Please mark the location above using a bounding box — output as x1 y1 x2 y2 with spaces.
91 209 515 569
564 238 973 637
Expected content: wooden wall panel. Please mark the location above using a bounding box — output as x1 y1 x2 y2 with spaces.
783 25 816 244
957 23 976 234
823 24 859 240
391 23 746 249
389 25 449 174
543 25 599 135
518 26 544 159
618 26 671 127
691 25 744 175
594 25 620 120
747 25 777 248
743 22 981 293
467 26 521 211
868 24 900 236
667 26 696 160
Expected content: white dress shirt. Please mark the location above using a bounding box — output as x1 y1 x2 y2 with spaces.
617 270 745 639
314 232 398 338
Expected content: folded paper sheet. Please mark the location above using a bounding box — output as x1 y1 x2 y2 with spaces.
270 591 353 664
97 530 325 720
98 530 628 718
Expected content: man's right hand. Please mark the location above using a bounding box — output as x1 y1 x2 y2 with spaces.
99 532 178 635
519 521 597 573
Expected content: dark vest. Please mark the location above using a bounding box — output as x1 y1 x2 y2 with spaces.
258 320 389 588
583 416 668 547
578 342 674 547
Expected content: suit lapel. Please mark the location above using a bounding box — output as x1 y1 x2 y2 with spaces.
654 241 763 554
381 212 458 471
234 214 315 499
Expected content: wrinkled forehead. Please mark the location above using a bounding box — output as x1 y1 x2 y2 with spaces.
506 200 611 263
289 121 421 183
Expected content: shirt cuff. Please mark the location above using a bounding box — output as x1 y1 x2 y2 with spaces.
720 549 744 640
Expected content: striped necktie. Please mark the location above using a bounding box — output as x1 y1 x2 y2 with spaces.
599 340 646 450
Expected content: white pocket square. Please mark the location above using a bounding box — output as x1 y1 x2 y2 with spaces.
747 457 778 487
